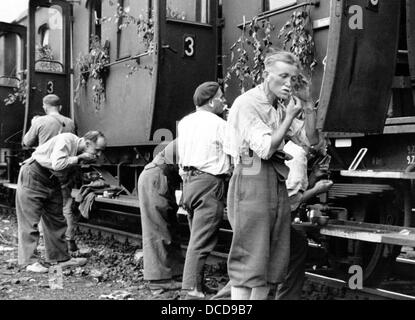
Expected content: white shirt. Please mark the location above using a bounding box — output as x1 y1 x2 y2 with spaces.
284 141 309 211
178 110 231 176
30 133 80 171
224 85 309 164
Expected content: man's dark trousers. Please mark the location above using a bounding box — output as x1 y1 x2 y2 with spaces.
181 172 225 291
16 161 70 265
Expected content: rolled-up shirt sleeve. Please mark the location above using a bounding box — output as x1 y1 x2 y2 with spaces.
233 102 272 160
50 137 78 171
287 117 310 148
22 122 40 147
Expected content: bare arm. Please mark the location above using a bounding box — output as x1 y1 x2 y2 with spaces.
300 179 333 203
22 118 40 147
303 101 319 146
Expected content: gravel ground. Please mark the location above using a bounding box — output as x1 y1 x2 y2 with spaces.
0 210 227 300
3 207 414 301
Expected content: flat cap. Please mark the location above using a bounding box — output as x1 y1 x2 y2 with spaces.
193 81 220 107
43 94 61 107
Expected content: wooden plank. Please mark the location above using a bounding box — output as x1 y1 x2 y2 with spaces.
71 188 139 208
382 233 415 247
385 116 415 125
329 220 415 233
332 183 393 189
384 125 415 135
319 220 415 247
341 170 415 180
320 226 384 243
95 195 140 208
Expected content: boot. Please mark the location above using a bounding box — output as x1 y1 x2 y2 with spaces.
67 240 78 252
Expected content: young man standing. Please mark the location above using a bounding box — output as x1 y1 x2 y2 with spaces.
225 51 317 300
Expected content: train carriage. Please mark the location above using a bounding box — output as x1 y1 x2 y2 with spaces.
0 21 26 186
2 0 415 286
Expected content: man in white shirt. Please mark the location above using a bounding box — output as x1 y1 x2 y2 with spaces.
178 82 230 299
16 131 106 273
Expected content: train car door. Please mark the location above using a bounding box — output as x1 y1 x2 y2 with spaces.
317 0 401 134
25 0 72 134
0 22 26 149
408 0 415 85
153 0 218 137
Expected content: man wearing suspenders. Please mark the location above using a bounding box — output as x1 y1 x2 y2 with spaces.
23 94 78 253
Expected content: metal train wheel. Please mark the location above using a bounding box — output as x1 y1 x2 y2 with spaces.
327 194 402 286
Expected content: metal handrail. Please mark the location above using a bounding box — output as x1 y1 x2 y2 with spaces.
79 51 152 75
237 0 320 29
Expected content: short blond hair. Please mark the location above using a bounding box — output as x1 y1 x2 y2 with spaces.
264 50 300 71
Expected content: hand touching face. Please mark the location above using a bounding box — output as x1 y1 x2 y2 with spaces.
291 74 311 102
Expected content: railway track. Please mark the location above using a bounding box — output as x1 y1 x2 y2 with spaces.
75 221 415 300
2 202 415 300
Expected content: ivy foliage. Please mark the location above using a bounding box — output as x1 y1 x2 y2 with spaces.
278 10 317 77
101 2 155 53
224 18 275 93
75 1 156 110
225 9 317 93
101 2 155 77
75 35 110 111
3 70 27 106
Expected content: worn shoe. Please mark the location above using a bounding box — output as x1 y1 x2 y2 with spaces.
210 282 231 300
148 280 182 291
26 262 49 273
67 240 78 252
181 290 206 300
203 284 218 294
58 257 87 269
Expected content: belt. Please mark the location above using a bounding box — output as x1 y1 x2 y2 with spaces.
27 160 60 185
182 166 228 179
182 166 205 176
29 160 55 178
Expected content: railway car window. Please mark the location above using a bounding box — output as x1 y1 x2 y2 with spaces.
117 0 147 59
166 0 210 24
117 0 130 59
88 0 102 39
0 31 23 87
264 0 297 12
38 24 50 47
34 5 64 73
